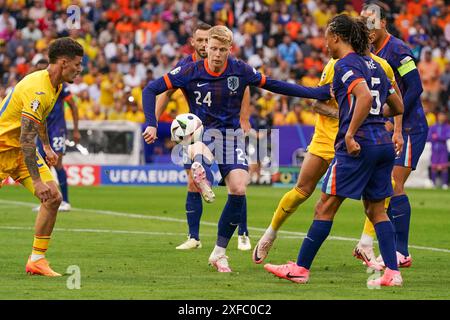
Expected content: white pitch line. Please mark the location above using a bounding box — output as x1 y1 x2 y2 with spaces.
0 199 449 254
0 226 210 237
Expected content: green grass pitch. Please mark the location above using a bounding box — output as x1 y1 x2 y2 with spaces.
0 185 449 300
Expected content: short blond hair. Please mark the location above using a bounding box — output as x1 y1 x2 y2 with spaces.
208 25 233 46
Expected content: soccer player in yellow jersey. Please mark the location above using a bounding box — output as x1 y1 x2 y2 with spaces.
253 23 404 266
0 37 83 276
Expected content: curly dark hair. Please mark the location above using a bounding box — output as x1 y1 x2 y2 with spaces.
48 37 84 64
328 14 370 56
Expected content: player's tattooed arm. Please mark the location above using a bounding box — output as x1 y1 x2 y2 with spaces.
20 117 41 181
312 101 339 119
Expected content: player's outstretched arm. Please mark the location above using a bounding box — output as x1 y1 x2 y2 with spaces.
20 117 52 201
142 77 170 144
262 78 332 101
312 101 339 119
345 81 373 156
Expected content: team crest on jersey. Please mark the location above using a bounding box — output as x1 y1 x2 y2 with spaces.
227 76 239 92
30 99 40 112
170 67 181 75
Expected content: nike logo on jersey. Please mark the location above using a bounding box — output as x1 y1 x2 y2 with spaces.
197 83 208 87
392 214 405 219
286 272 307 279
35 92 45 95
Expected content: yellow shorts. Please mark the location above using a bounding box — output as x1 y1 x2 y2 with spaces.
307 135 335 164
0 148 54 194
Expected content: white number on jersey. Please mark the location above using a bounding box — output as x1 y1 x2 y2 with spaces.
369 77 382 115
194 91 212 107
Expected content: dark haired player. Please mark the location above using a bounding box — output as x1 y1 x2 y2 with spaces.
0 37 83 276
356 4 429 268
264 15 405 287
33 58 80 213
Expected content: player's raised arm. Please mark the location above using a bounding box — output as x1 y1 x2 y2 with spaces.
242 62 332 101
142 77 170 144
142 64 194 144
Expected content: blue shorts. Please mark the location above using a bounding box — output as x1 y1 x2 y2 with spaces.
183 134 248 186
322 144 395 201
37 127 67 157
395 131 428 170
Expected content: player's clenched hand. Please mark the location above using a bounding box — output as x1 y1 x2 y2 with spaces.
392 131 404 157
33 180 52 203
142 126 158 144
345 134 361 157
43 145 58 166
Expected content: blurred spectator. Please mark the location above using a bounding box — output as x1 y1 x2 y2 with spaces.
285 101 317 126
419 50 442 105
124 96 145 123
109 101 127 121
86 102 106 121
277 34 302 66
256 91 277 118
428 111 449 189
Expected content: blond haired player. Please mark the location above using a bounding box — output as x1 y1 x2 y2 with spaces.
143 25 332 272
0 37 83 276
253 29 404 268
153 22 253 251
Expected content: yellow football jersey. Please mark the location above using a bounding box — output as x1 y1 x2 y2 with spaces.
309 54 396 161
0 70 62 152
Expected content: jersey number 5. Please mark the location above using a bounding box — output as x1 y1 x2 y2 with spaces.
369 77 381 115
194 91 212 107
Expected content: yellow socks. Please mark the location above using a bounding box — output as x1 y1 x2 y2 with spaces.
270 187 310 231
31 235 51 262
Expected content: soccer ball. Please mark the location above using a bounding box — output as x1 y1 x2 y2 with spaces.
170 113 204 145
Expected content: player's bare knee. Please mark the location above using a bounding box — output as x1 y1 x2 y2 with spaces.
228 185 246 195
295 182 313 198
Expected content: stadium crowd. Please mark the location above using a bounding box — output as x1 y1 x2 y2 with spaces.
0 0 449 126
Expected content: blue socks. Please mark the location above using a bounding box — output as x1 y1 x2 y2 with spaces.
238 196 248 236
186 192 203 240
56 167 68 203
297 220 333 269
387 194 411 256
374 221 398 271
217 194 246 248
